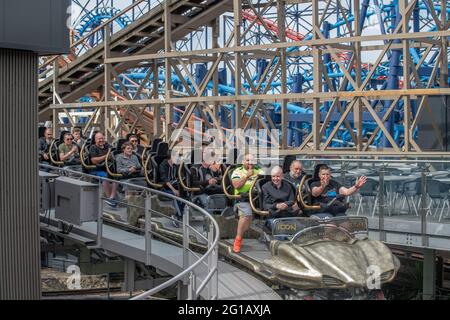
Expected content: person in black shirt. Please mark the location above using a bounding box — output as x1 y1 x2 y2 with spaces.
159 154 185 220
310 164 367 218
128 134 145 159
38 127 53 164
89 132 118 207
262 166 299 230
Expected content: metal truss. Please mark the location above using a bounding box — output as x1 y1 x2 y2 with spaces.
44 0 450 156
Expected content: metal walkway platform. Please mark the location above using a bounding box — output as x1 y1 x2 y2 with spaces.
40 211 280 300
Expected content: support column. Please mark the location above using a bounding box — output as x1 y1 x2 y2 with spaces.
312 0 322 151
401 0 411 151
104 23 112 140
212 19 220 122
278 0 287 149
233 0 242 130
153 62 161 137
354 0 363 151
164 0 173 140
123 258 136 292
423 249 436 300
440 0 448 87
0 49 41 299
52 60 60 136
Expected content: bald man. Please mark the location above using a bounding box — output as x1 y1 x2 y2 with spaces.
262 166 299 220
231 153 264 253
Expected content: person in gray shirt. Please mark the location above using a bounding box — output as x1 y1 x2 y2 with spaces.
283 160 305 189
116 142 142 177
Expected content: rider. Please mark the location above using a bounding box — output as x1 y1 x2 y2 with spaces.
58 132 81 165
262 166 299 230
116 142 142 178
231 153 264 253
89 132 118 207
191 149 223 194
128 134 145 159
160 152 185 222
310 164 367 219
283 160 305 189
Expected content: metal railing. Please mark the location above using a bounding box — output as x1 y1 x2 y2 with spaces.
295 157 450 250
39 163 219 300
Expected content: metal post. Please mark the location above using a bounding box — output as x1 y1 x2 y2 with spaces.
277 0 287 148
312 0 321 151
423 249 436 300
340 161 346 185
145 194 152 265
52 60 59 137
233 0 242 129
97 181 104 247
188 271 196 300
440 0 448 88
152 61 161 138
420 166 428 247
124 258 135 292
103 24 111 138
182 207 190 285
164 0 172 139
378 165 386 241
353 0 362 151
208 221 218 300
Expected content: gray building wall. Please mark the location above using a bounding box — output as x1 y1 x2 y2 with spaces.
0 48 40 299
0 0 70 55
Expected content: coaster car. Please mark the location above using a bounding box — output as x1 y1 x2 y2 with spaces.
221 173 400 293
262 216 399 290
116 161 400 298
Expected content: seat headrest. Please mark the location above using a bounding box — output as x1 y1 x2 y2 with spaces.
156 142 169 156
38 126 47 138
282 155 297 173
151 138 163 153
258 176 272 189
116 138 128 151
313 163 328 180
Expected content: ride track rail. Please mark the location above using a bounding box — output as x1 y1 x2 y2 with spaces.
42 287 122 297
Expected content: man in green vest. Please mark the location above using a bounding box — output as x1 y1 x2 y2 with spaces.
231 153 264 253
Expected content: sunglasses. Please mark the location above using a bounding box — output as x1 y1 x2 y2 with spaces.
66 138 73 140
130 139 138 143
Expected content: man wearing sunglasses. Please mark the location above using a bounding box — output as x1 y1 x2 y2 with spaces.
58 133 80 165
128 134 145 158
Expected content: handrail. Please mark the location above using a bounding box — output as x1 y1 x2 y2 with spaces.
178 162 201 193
297 175 321 211
79 140 96 170
222 165 241 200
143 155 164 189
105 148 124 178
48 140 64 166
39 163 219 300
248 177 269 217
297 157 450 164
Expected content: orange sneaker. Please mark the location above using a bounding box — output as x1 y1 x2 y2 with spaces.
233 237 242 253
